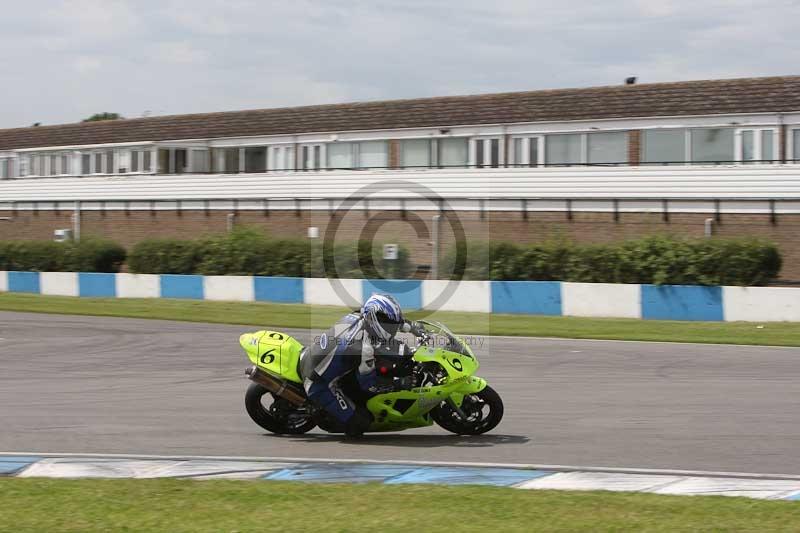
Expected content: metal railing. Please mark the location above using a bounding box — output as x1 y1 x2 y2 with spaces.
5 159 800 180
1 196 797 225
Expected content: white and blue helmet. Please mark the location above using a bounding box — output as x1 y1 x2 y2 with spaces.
362 293 404 342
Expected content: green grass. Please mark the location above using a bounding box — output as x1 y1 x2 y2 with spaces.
0 478 798 532
1 292 799 346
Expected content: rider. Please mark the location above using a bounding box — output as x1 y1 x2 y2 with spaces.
300 293 417 436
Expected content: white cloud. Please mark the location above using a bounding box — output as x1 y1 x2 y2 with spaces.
42 0 142 42
0 0 798 128
72 56 104 74
155 42 209 65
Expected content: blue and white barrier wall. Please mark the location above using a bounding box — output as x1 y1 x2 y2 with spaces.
1 271 799 322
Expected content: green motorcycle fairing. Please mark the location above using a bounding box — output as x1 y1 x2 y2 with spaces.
239 323 488 432
239 330 304 384
365 345 487 432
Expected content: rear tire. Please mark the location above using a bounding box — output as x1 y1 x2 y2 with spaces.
431 385 504 435
245 383 316 434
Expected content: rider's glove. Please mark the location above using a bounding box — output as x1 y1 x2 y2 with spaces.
402 321 425 338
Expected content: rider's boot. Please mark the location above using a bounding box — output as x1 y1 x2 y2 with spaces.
344 407 374 437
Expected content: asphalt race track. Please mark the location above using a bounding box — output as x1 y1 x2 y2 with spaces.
1 311 799 475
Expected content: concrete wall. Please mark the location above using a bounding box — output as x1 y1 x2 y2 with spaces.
2 271 798 322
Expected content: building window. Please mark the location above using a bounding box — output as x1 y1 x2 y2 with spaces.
301 144 323 171
741 130 754 163
545 134 583 165
358 141 388 169
473 138 501 168
400 139 431 168
740 129 776 164
437 138 468 168
762 131 775 163
192 149 210 173
121 149 154 173
268 145 294 171
49 154 57 176
61 154 70 175
118 151 130 173
643 128 738 165
513 138 523 167
587 132 627 165
641 129 687 164
222 148 239 173
244 147 266 173
326 141 388 170
174 149 188 174
544 131 628 166
327 142 354 169
130 151 140 173
512 137 542 167
691 128 734 163
793 129 800 162
29 154 39 176
157 149 170 173
82 153 91 174
94 152 103 174
0 159 9 179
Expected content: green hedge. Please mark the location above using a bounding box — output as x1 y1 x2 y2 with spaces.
441 236 781 286
127 228 412 279
0 238 127 273
1 232 779 286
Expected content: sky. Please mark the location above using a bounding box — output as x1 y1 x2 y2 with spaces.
1 0 798 128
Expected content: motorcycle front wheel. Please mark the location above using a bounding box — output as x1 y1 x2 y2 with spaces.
431 385 504 435
244 383 316 434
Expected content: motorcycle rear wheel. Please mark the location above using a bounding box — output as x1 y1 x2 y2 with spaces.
245 383 316 434
431 385 504 435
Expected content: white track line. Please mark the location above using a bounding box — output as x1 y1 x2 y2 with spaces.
2 452 799 481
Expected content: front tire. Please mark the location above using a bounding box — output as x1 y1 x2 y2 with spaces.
431 385 504 435
244 383 316 434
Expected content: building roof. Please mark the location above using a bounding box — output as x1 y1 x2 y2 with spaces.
2 75 800 151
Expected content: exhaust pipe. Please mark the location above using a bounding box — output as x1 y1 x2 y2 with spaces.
245 366 306 406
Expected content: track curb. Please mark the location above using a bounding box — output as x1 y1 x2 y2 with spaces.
2 453 799 500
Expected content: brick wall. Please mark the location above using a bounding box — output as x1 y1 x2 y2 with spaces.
1 208 797 281
388 140 400 169
628 130 641 166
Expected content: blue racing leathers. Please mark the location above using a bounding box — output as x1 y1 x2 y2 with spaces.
300 312 406 426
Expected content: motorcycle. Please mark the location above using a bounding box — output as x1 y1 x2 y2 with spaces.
239 319 503 436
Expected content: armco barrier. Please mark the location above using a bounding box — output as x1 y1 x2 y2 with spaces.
1 271 799 322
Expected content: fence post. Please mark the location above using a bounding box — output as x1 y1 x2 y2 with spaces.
431 214 441 279
72 201 81 241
